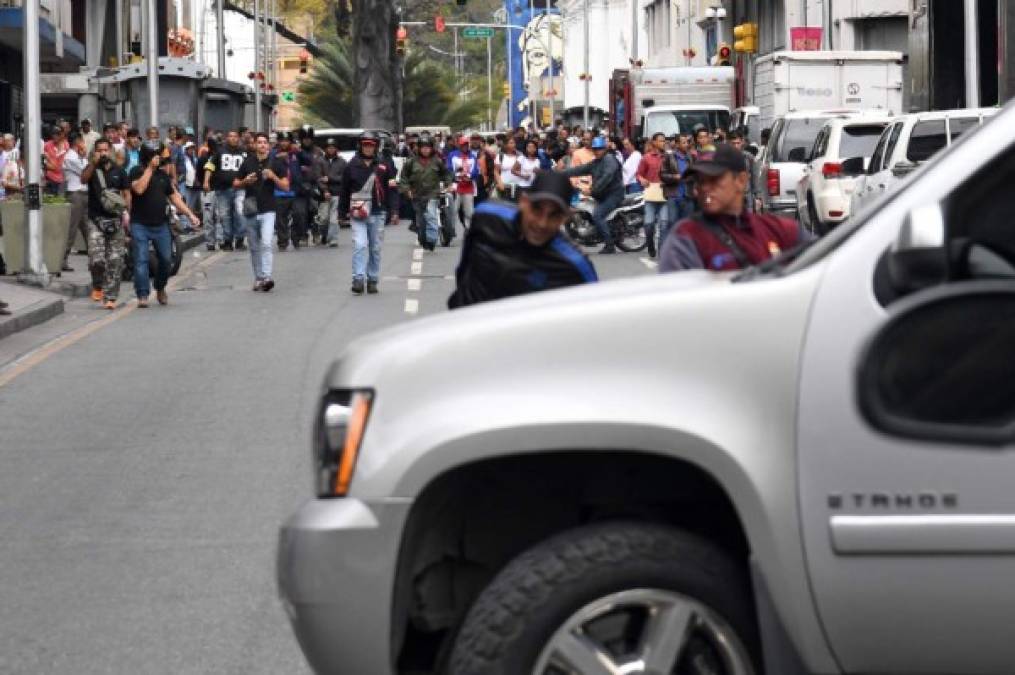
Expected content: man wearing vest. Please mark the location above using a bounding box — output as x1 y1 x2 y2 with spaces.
659 144 813 273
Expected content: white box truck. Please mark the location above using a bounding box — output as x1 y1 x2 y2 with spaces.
610 66 735 139
752 50 905 132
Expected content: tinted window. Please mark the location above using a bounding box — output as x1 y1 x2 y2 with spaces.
948 116 980 142
860 292 1015 441
907 120 947 162
867 127 891 173
811 127 829 158
838 125 888 159
882 122 905 167
773 118 825 162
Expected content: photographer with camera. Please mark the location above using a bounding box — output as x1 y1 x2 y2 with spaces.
128 143 201 308
83 139 131 309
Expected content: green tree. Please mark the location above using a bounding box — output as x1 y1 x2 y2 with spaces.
299 36 490 130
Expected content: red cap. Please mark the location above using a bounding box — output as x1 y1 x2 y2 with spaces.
458 137 469 146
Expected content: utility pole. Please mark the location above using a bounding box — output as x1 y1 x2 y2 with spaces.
507 26 513 128
487 35 493 129
529 0 535 128
964 0 980 107
583 0 589 128
254 0 262 130
547 0 554 122
216 0 226 77
630 0 637 64
453 27 460 78
146 0 159 129
21 0 45 279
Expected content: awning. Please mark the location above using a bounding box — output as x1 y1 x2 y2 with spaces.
0 7 86 70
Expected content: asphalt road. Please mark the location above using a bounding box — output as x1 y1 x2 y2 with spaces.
0 220 653 674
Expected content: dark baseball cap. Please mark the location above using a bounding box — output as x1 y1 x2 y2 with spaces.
525 171 573 212
683 144 748 179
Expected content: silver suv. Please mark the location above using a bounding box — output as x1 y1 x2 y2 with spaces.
279 102 1015 674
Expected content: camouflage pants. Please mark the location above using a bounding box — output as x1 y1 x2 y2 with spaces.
87 218 126 300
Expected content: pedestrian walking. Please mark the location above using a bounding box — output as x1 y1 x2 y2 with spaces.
128 143 201 307
658 144 812 273
621 137 643 194
237 132 289 292
294 126 324 246
339 131 398 295
84 139 130 309
496 137 525 202
318 139 347 247
62 132 91 272
448 171 597 308
204 130 248 251
659 133 694 250
636 132 669 258
272 133 300 251
447 136 480 232
399 133 452 251
43 127 69 195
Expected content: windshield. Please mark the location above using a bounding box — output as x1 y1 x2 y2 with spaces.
838 125 886 158
314 134 360 152
644 110 731 138
773 118 828 162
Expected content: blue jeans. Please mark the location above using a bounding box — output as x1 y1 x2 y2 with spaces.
177 183 195 231
593 191 624 246
661 198 694 249
214 188 244 242
130 222 172 299
351 212 386 282
422 199 439 245
626 183 644 194
247 211 275 280
643 201 669 242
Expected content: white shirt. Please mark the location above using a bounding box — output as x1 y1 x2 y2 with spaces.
63 148 88 192
513 156 540 187
499 152 526 187
622 150 642 186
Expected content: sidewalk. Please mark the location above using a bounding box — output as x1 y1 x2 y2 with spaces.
0 231 205 339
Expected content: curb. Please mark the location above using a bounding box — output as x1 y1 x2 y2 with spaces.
0 297 64 341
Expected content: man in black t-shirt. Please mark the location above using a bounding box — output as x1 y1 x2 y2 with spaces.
204 130 248 251
236 132 290 291
84 139 131 309
129 143 201 307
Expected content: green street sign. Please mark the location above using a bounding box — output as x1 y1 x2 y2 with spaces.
462 27 495 39
282 91 295 102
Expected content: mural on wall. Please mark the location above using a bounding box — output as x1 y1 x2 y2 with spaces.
505 2 562 128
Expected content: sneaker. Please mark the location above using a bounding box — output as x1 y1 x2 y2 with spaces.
252 280 263 291
292 241 301 250
103 299 116 310
61 263 75 272
221 241 234 252
408 223 419 234
206 244 217 252
328 240 339 248
156 289 168 305
367 280 378 294
598 244 617 255
646 238 656 258
235 239 247 251
261 278 275 292
351 279 364 295
278 242 289 251
137 296 150 308
90 288 104 302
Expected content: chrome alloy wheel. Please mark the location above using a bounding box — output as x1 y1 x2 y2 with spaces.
532 589 755 675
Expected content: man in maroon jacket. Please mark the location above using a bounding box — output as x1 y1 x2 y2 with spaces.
658 144 813 273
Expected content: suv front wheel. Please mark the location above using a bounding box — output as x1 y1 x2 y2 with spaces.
449 521 760 675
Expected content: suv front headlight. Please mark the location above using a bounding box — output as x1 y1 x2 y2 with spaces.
314 390 373 498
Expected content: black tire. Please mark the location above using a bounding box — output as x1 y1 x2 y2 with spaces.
440 222 453 247
615 213 648 253
169 233 183 277
808 198 829 237
448 521 760 675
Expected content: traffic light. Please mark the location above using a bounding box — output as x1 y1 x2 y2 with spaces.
434 15 445 32
395 27 408 56
298 48 310 74
733 22 758 53
716 43 732 66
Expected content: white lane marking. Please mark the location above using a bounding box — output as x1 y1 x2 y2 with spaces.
640 257 658 270
444 275 454 280
407 278 422 291
411 261 423 275
404 298 419 315
413 248 424 261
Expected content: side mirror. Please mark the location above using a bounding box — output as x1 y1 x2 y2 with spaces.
787 147 808 163
891 160 918 178
839 156 865 177
889 203 948 294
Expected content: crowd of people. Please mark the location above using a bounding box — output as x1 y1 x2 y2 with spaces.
0 115 806 315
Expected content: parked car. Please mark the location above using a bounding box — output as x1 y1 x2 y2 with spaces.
850 107 999 217
758 110 857 217
795 115 891 233
279 101 1015 675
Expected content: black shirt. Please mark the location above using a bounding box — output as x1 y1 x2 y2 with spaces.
87 160 128 219
239 153 289 214
129 166 175 226
209 148 247 190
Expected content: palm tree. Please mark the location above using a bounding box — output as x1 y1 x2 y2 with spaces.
300 36 488 130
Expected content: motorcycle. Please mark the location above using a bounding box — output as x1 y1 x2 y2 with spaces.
438 185 456 247
565 192 647 252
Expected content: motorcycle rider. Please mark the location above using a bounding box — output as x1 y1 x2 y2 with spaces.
449 171 597 308
318 138 347 247
339 131 398 295
659 144 812 273
399 133 452 251
558 136 625 254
